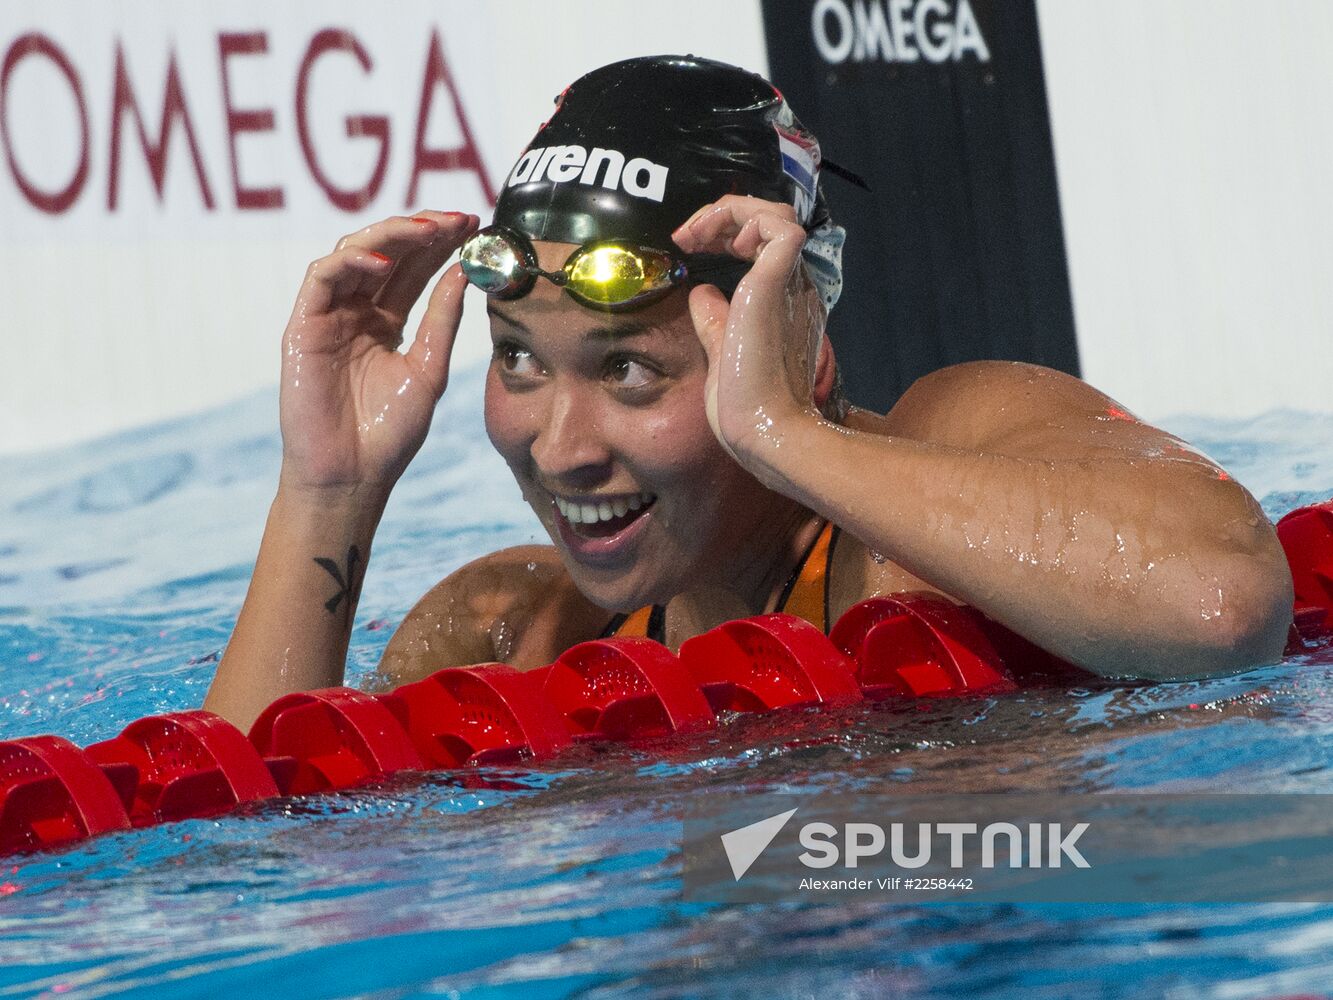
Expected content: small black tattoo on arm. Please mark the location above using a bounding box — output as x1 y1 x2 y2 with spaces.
314 544 363 626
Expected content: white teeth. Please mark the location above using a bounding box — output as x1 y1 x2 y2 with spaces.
554 493 656 524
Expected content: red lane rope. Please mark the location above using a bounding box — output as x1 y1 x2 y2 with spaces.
4 499 1332 858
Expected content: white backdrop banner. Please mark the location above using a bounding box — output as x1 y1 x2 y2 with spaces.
3 1 1330 455
0 1 767 453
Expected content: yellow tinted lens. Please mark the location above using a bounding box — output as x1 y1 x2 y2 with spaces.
567 245 647 304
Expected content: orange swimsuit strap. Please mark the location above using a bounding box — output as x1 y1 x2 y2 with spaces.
777 520 836 633
604 521 839 642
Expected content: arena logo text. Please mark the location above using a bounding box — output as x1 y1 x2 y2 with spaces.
0 28 493 215
811 0 991 64
506 144 669 203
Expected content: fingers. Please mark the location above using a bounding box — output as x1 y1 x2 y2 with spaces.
296 247 396 318
687 283 730 363
374 211 479 323
333 214 446 271
687 283 734 457
673 197 806 310
672 195 801 259
295 212 479 321
734 211 806 289
404 263 469 402
679 198 824 454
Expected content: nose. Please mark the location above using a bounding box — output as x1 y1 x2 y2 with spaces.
530 381 613 487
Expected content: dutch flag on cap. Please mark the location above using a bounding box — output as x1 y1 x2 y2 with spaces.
775 125 820 223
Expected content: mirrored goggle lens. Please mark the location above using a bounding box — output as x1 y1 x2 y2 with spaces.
460 232 529 295
565 245 679 307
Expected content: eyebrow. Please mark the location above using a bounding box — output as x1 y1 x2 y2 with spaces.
487 305 660 342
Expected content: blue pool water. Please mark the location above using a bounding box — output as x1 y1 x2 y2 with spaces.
2 365 1333 998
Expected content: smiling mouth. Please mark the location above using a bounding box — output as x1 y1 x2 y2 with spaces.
554 492 657 539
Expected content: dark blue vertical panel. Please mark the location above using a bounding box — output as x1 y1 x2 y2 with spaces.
761 0 1079 412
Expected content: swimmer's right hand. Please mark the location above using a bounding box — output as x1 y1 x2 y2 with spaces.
276 212 479 499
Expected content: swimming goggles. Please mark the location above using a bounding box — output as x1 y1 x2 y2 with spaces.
459 226 748 311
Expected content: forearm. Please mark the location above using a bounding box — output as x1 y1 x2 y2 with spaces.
204 485 388 731
749 419 1293 678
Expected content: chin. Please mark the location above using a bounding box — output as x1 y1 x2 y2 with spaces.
525 510 642 611
559 560 673 614
528 491 698 612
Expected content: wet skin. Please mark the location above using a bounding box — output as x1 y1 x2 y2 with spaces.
203 200 1294 733
481 240 827 623
382 197 1293 686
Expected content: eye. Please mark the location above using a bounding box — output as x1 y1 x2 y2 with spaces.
604 355 657 390
493 342 542 378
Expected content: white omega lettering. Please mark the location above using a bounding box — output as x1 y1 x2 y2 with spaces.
953 0 991 61
889 0 919 62
811 0 991 65
812 0 855 63
853 0 893 61
915 0 953 62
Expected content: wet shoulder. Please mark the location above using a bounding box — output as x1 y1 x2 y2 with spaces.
824 361 1215 622
375 545 612 688
881 360 1178 460
821 362 1073 620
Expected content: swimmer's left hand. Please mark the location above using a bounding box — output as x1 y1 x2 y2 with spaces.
672 195 828 471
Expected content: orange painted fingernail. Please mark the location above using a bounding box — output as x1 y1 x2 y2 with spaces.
410 217 434 225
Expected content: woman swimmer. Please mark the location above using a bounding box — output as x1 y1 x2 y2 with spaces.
205 55 1293 731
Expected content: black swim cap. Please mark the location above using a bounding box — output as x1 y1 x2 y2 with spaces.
493 55 832 252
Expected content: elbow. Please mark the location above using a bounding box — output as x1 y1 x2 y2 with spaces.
1207 566 1293 672
1155 484 1296 678
1083 535 1294 683
1164 550 1294 679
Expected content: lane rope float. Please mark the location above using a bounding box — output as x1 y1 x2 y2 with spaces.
4 498 1332 858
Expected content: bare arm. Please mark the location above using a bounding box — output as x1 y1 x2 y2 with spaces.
204 211 479 732
674 196 1292 680
790 363 1291 678
203 488 385 730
